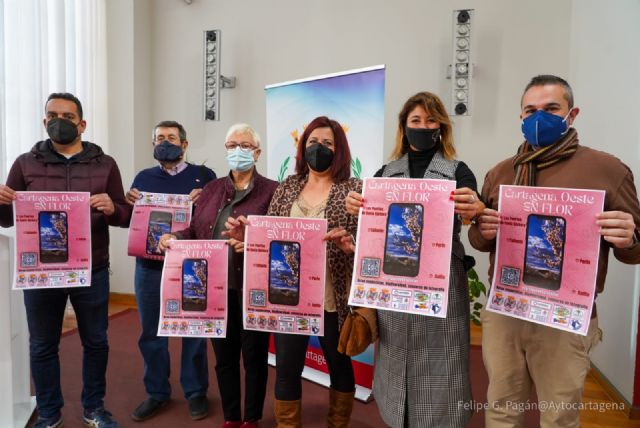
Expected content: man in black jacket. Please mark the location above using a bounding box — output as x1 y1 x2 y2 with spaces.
0 93 130 428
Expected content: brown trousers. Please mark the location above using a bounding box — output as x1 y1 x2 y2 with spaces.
482 310 602 428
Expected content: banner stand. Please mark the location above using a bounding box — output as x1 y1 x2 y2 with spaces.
0 231 36 427
268 354 373 403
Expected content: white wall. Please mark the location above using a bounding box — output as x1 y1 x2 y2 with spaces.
102 0 640 401
569 0 640 403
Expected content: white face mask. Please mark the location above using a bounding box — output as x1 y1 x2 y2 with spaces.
226 147 255 171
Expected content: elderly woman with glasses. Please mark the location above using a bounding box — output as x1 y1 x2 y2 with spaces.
159 123 278 428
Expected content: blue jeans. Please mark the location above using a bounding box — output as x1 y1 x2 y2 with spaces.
24 267 110 418
134 260 209 401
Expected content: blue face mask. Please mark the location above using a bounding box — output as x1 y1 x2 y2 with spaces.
153 140 183 162
521 109 572 147
226 147 255 172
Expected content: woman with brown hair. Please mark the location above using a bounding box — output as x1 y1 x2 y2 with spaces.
228 115 360 427
346 92 485 427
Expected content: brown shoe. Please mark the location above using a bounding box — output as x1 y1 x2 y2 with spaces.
327 389 355 428
274 399 301 428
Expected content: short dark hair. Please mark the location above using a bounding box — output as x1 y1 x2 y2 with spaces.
46 92 83 119
153 120 187 141
522 75 574 109
295 116 352 182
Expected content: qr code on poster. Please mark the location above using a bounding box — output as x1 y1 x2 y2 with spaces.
250 289 266 307
166 299 180 314
360 257 381 278
21 252 37 267
174 211 187 223
500 266 520 286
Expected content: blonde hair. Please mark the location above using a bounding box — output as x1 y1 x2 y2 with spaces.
390 92 456 160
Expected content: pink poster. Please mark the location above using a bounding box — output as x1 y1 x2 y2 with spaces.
127 192 193 260
12 191 91 289
487 185 605 335
348 178 456 317
243 215 328 336
157 240 228 338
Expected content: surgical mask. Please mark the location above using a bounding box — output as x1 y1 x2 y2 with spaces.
305 143 334 173
153 140 184 162
46 118 79 145
405 127 440 151
521 109 572 147
226 147 255 171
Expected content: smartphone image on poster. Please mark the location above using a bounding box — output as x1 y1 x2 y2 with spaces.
38 211 69 263
268 241 301 306
146 211 173 255
522 214 566 290
382 203 424 277
182 258 208 311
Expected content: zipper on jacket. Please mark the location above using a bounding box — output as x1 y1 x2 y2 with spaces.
66 163 71 190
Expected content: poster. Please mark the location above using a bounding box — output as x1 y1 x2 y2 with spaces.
348 178 456 318
158 240 228 338
487 185 605 335
13 191 91 289
243 215 327 336
266 65 385 182
127 192 193 260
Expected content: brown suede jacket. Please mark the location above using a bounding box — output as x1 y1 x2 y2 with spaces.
0 140 131 269
469 143 640 304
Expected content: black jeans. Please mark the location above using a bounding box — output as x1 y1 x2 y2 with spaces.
274 311 355 400
24 267 109 418
211 290 270 422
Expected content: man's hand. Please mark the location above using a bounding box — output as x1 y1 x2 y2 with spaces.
345 191 363 216
125 188 141 206
158 233 177 252
324 227 355 254
189 188 203 204
477 208 500 241
597 211 637 248
222 215 249 242
90 193 115 216
0 184 16 205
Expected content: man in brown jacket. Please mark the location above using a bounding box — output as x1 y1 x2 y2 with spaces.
469 75 640 428
0 93 130 428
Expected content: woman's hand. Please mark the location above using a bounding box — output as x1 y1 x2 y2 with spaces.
222 215 249 242
476 208 500 241
346 191 364 216
324 227 355 254
227 238 245 253
158 233 177 252
452 187 485 221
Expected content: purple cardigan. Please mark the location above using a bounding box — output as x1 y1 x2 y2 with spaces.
174 169 278 289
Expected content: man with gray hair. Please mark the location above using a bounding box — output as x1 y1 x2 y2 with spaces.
126 120 216 422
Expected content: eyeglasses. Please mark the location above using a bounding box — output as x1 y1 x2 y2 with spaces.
225 142 257 152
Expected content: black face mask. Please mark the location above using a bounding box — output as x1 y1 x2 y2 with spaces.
405 127 440 151
153 140 184 162
47 118 79 145
305 143 334 173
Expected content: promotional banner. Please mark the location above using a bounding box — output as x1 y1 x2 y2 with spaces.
349 178 456 318
243 215 327 336
13 191 91 289
158 240 228 338
487 185 605 335
266 65 385 182
128 192 193 260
